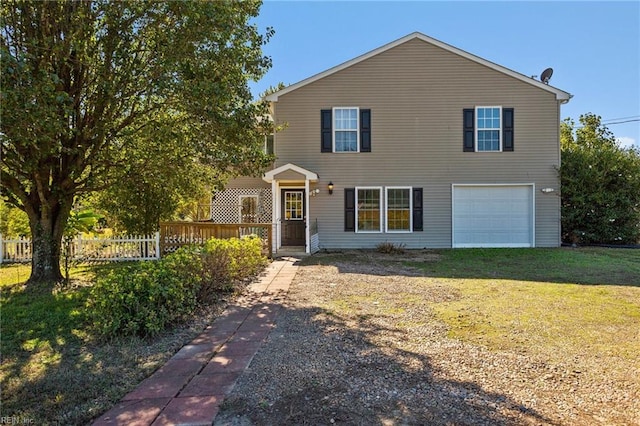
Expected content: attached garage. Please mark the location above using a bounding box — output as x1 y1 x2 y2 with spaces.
452 184 535 248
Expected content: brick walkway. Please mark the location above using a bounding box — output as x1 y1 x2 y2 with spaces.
92 257 299 426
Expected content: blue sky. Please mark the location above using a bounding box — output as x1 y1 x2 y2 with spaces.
249 1 640 148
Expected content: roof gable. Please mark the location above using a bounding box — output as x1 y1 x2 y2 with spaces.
263 163 318 183
266 32 571 103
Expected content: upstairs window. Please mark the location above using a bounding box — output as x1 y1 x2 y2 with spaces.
264 134 274 155
463 107 514 152
321 108 371 153
476 107 501 152
334 107 359 152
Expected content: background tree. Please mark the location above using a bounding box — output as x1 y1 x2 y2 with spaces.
90 112 221 235
560 113 640 244
1 1 274 285
0 200 30 237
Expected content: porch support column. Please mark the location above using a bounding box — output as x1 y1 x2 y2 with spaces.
304 178 310 254
271 179 278 253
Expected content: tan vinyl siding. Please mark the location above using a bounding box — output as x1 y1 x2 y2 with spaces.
273 169 306 182
226 176 270 189
271 38 562 248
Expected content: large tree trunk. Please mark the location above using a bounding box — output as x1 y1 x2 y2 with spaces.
26 199 72 288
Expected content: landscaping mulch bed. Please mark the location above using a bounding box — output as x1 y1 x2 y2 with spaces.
215 251 640 426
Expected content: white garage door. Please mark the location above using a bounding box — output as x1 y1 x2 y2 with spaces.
452 185 534 248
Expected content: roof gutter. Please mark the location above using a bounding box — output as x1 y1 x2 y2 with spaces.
560 93 574 104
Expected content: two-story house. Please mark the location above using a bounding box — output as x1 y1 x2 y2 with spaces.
210 32 572 254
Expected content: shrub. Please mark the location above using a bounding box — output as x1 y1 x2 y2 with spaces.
87 246 201 338
161 245 203 292
376 241 406 254
87 237 267 338
198 236 267 303
230 235 268 278
560 114 640 244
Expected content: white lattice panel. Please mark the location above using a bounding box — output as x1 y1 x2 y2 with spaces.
210 188 272 223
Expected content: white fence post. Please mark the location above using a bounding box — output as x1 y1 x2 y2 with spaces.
77 233 83 259
0 233 4 264
155 232 161 259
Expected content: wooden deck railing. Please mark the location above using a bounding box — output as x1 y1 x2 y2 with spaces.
159 222 273 258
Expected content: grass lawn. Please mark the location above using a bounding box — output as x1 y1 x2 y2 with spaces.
0 263 32 287
411 247 640 286
0 262 219 425
305 246 640 367
287 247 640 425
1 247 638 424
405 248 640 363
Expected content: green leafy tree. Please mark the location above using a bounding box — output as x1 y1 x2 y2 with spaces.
91 112 221 235
1 1 274 285
560 113 640 244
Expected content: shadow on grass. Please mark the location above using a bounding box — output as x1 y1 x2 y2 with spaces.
0 285 131 424
0 267 188 425
0 259 267 425
2 286 90 423
217 301 558 426
303 247 640 286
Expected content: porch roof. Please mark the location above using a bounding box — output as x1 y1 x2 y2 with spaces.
263 163 319 183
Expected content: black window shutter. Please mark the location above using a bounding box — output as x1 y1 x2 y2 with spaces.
503 108 514 151
412 188 423 232
463 109 475 152
345 188 355 232
360 109 371 152
321 109 332 153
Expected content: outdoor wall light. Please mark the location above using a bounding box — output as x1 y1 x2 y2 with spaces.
540 187 555 194
310 188 320 197
328 182 334 195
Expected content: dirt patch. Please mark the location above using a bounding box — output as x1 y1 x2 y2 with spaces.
215 253 639 426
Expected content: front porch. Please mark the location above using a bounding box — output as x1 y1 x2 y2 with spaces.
263 163 321 255
273 246 308 258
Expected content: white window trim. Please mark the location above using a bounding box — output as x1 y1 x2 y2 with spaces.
332 106 360 153
475 106 502 152
385 186 413 233
239 195 259 223
355 186 382 233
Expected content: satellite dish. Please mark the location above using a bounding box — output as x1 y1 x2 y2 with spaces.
540 67 553 84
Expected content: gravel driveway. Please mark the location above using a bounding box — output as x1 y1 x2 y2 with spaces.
214 252 639 426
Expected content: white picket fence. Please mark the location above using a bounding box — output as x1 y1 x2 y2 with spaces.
0 233 160 264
